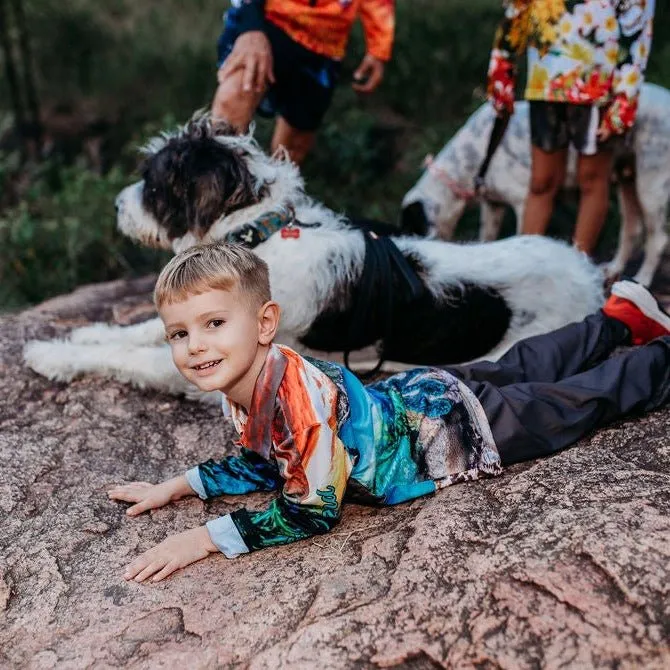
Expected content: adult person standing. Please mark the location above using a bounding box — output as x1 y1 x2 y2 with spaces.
487 0 655 255
212 0 395 165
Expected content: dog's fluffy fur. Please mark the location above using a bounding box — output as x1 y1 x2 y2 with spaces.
24 117 604 402
401 82 670 287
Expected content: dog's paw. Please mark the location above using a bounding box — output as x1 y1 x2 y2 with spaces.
23 340 80 381
632 268 654 288
601 261 623 285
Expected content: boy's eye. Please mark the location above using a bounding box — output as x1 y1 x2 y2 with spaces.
208 319 225 328
168 330 187 341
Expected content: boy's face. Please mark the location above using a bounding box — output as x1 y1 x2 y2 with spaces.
159 287 276 403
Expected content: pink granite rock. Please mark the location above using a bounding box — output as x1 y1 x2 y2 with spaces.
2 275 669 669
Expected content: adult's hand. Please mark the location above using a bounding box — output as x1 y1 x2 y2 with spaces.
352 54 385 93
218 30 275 93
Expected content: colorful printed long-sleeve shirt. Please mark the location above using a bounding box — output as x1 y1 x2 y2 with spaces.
487 1 655 134
185 344 501 558
228 0 395 61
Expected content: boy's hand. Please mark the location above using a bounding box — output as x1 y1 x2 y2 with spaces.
108 476 194 516
124 526 219 583
352 54 384 93
218 30 275 93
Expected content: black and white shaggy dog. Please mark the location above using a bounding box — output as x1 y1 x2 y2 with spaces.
25 117 604 400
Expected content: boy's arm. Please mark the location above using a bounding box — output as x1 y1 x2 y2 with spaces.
486 1 519 116
205 424 351 558
185 447 282 499
599 2 653 139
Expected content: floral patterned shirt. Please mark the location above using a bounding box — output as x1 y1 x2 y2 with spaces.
185 344 501 558
487 0 655 134
229 0 395 61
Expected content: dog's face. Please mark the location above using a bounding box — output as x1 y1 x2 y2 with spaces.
116 118 268 250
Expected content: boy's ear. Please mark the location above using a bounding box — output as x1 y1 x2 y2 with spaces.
258 301 280 345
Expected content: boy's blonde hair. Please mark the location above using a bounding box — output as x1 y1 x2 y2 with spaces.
154 243 271 309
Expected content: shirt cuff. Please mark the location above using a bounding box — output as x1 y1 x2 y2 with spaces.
185 467 207 500
206 514 250 558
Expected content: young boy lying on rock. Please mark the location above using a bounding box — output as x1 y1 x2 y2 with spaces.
108 244 670 583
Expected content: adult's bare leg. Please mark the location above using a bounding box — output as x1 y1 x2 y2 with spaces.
521 146 568 236
270 116 316 165
572 150 614 255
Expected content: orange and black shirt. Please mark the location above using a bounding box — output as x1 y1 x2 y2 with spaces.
230 0 395 61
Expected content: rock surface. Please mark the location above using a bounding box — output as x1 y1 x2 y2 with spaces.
2 269 670 670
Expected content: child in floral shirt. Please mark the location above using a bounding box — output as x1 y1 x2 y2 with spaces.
487 1 655 255
109 243 670 583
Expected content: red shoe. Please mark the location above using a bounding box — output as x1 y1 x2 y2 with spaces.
603 280 670 345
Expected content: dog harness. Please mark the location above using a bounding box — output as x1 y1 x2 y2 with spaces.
224 208 426 377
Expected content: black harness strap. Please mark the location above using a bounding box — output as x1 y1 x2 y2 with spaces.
226 209 426 379
344 231 425 378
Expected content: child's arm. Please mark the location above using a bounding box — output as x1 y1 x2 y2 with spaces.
354 0 394 93
186 447 282 499
204 424 351 558
111 452 282 582
107 475 195 516
218 0 273 93
486 1 520 116
599 2 653 140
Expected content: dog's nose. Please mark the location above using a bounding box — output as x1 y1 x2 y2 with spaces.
114 195 123 214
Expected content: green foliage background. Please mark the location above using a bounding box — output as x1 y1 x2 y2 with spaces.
1 0 669 310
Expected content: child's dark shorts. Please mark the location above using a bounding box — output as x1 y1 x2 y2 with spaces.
529 101 627 156
217 10 341 132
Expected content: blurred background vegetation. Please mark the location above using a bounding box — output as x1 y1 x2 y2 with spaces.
1 0 669 310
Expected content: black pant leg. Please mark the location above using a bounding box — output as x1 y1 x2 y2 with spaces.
447 312 629 386
471 336 670 465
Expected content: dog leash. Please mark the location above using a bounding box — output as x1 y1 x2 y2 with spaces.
473 111 511 196
424 109 511 201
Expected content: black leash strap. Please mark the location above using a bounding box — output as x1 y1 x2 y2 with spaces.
473 111 511 196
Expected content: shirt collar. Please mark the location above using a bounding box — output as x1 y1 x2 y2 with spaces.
225 343 288 459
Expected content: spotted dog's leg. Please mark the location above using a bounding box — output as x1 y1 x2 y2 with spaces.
479 201 506 241
634 201 669 287
604 181 642 282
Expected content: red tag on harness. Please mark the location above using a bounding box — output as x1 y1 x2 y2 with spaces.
281 227 300 239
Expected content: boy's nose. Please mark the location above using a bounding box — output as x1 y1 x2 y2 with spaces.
188 337 207 354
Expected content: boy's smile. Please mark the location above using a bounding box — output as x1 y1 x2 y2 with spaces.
159 288 278 407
